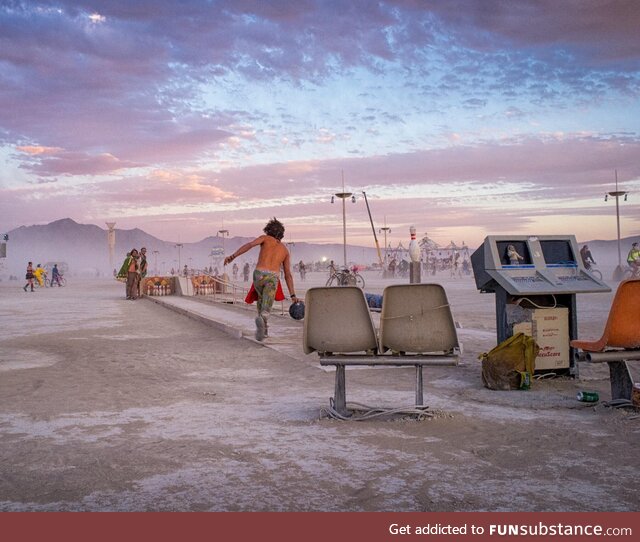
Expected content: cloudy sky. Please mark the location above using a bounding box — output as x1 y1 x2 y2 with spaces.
1 0 639 249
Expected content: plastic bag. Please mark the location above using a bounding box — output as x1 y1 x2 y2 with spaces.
479 332 539 390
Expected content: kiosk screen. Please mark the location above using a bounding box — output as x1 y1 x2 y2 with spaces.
496 240 532 266
540 240 576 266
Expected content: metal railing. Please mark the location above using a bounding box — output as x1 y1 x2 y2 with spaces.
190 272 286 315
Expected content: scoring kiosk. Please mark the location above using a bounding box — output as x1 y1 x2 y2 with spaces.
471 235 610 375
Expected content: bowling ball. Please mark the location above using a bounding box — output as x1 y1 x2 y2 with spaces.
288 300 305 320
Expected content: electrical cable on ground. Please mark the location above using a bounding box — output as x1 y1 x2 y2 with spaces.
320 399 436 421
602 398 634 409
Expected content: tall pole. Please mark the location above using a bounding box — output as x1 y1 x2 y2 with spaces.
286 239 295 262
106 222 116 272
379 216 391 266
341 193 347 267
218 228 229 259
175 243 183 270
333 171 353 268
218 226 230 281
362 191 383 266
615 170 622 268
606 169 628 281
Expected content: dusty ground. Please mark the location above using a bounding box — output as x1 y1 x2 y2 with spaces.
0 273 638 512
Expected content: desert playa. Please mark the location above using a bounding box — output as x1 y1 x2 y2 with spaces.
0 273 638 512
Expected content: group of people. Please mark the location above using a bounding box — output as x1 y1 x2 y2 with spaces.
581 242 640 276
117 247 148 300
230 261 253 282
23 262 62 291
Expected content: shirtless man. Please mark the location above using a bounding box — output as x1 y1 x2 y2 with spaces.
224 218 299 341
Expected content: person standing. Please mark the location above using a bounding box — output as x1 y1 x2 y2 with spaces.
299 260 306 281
243 262 250 282
450 251 461 278
33 264 46 287
23 261 35 292
51 264 61 286
117 249 139 299
388 258 396 277
224 218 298 341
138 247 148 297
328 260 337 279
127 249 140 299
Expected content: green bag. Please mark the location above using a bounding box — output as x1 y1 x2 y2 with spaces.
479 332 539 390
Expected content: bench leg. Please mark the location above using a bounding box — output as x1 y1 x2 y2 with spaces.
415 365 424 406
333 364 348 416
608 361 634 401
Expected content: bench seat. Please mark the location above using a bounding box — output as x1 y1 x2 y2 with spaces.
304 285 460 417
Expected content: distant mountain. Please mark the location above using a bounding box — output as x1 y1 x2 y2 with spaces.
1 218 638 278
0 218 381 277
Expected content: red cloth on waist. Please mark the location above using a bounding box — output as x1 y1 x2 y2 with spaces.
244 281 285 304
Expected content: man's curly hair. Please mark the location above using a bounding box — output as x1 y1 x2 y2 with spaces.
263 217 285 240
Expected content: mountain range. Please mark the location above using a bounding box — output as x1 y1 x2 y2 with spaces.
0 218 381 277
1 218 638 277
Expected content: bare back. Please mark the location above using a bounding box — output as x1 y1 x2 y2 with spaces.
224 232 297 299
256 235 290 273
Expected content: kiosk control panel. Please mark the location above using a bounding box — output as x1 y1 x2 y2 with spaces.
471 235 611 375
471 235 610 295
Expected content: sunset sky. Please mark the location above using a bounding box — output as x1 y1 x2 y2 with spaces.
1 0 639 249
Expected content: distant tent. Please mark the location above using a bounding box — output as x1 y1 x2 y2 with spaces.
444 240 460 251
419 234 439 252
391 241 408 261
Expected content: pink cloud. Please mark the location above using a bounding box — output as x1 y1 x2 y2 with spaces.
1 2 639 247
16 145 63 155
18 149 142 176
91 170 236 208
207 135 640 200
2 135 638 246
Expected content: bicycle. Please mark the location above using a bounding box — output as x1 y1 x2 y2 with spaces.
585 264 602 281
622 265 640 280
326 268 365 288
46 275 67 287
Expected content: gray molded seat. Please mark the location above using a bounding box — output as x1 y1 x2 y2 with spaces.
303 287 379 355
379 284 459 356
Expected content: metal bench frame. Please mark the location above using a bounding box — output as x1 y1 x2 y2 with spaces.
319 353 459 416
574 350 640 401
304 285 460 417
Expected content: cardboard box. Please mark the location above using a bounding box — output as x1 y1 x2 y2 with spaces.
509 307 570 371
